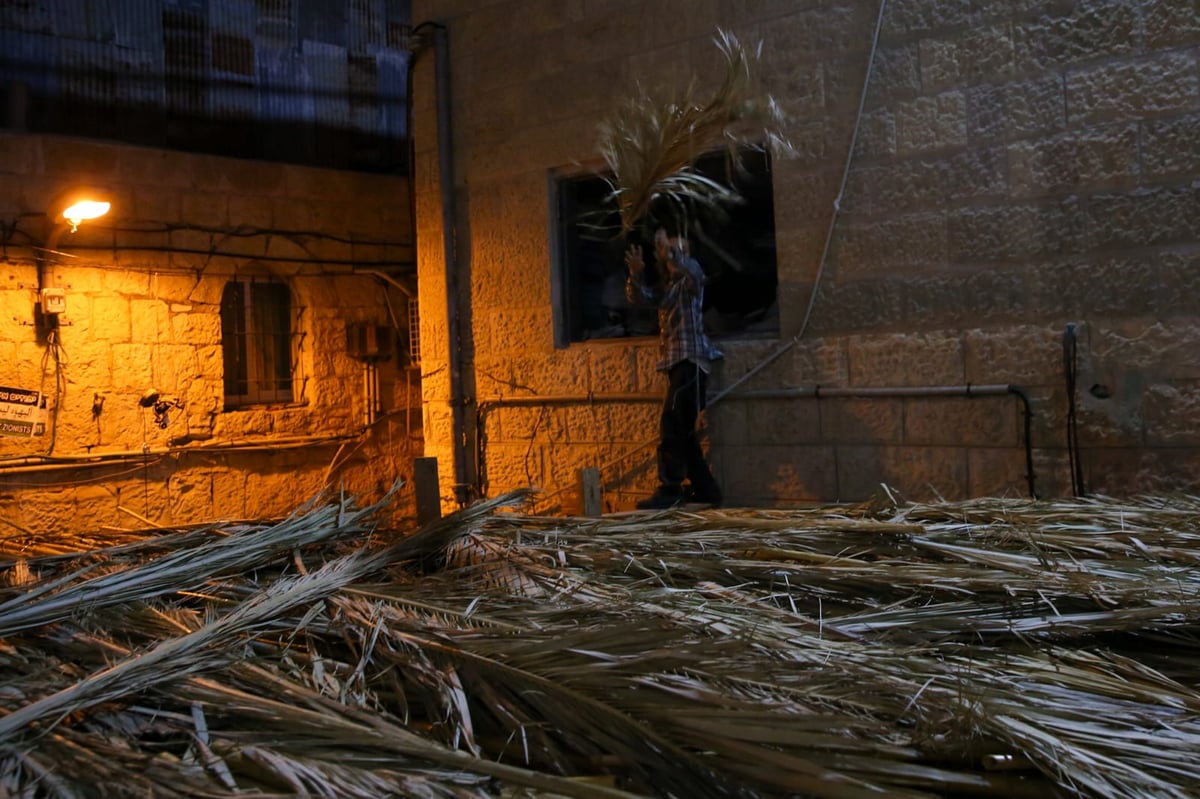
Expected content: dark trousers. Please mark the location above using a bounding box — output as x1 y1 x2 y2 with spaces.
657 361 719 494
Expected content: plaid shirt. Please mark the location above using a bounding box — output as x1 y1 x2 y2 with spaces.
628 249 723 373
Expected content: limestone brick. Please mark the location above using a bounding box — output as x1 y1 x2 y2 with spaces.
583 347 641 395
714 339 792 391
967 75 1065 141
1144 0 1200 48
1009 123 1139 198
1065 52 1198 127
483 442 540 494
483 307 556 355
41 139 121 181
180 192 230 230
1086 186 1200 251
560 404 610 444
1082 448 1200 496
964 325 1063 385
88 295 133 342
0 283 34 330
919 24 1016 89
948 197 1085 263
227 194 274 230
0 134 38 179
1013 1 1137 72
847 111 893 163
904 270 1031 330
130 187 182 226
1026 448 1071 499
838 444 969 502
606 402 661 444
806 278 906 336
129 297 170 339
866 42 922 106
843 146 1007 216
0 341 16 384
904 395 1020 447
821 398 903 444
706 400 747 447
834 211 947 277
491 405 567 445
881 0 974 39
793 338 851 386
846 332 964 386
14 341 46 385
1158 250 1200 320
744 396 821 445
917 37 959 93
721 444 837 504
1143 113 1200 180
1091 320 1200 382
968 447 1033 498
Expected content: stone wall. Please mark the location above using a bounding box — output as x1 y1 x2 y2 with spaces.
412 0 1200 508
0 132 421 534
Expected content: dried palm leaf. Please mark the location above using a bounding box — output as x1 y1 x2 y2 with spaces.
597 28 794 232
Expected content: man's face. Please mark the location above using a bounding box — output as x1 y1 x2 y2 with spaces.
654 228 685 275
653 228 671 262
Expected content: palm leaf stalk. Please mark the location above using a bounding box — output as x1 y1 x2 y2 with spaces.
5 491 1200 796
597 28 794 233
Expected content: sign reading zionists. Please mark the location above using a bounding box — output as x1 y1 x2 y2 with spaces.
0 386 46 437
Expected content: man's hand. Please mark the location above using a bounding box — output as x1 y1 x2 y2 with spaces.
624 243 645 278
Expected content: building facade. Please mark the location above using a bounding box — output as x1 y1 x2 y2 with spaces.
410 0 1200 510
1 1 421 534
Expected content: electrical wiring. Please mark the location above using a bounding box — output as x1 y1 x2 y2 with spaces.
0 219 416 270
0 459 165 487
1063 324 1086 497
37 328 68 457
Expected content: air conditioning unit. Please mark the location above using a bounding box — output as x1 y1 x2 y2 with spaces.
346 323 394 361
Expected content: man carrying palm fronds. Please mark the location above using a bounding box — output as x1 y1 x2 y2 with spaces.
601 29 794 510
626 220 723 510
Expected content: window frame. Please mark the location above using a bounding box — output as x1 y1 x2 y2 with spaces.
220 274 302 409
550 148 780 348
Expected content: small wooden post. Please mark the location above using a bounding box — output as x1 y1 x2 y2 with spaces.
414 457 442 526
580 467 602 517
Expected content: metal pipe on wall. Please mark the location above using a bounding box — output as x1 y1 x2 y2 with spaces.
474 384 1038 499
430 24 470 507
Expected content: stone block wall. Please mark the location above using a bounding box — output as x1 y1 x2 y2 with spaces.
0 132 422 534
412 0 1200 508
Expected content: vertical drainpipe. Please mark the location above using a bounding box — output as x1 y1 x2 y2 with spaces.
432 24 469 506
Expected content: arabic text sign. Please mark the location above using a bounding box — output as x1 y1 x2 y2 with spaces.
0 386 45 437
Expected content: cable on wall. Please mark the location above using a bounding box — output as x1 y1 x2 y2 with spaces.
707 0 889 407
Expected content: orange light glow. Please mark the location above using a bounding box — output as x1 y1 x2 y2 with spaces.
61 199 111 230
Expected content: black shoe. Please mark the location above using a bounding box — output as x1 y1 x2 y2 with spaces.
636 489 683 510
685 484 722 507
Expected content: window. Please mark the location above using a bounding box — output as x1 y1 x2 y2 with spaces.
220 276 296 407
406 295 421 366
553 148 779 345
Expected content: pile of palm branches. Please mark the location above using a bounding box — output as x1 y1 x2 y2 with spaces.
3 488 1200 798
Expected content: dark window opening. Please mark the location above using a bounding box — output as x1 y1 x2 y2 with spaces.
555 148 779 345
220 277 295 407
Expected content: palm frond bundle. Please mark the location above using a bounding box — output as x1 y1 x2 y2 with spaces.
4 490 1200 797
597 29 794 232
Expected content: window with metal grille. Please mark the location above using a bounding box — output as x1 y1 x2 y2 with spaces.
220 277 295 407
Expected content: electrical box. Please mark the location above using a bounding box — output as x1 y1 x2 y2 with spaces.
40 288 66 315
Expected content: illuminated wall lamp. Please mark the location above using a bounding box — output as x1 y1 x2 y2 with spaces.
36 189 112 329
61 199 111 232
